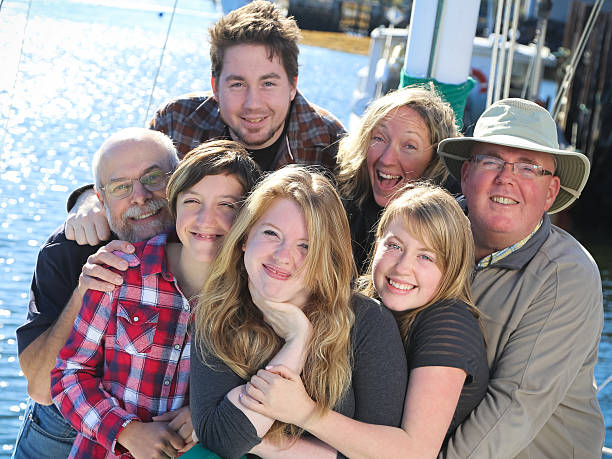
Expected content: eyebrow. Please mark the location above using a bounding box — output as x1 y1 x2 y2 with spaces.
385 233 434 252
108 165 162 183
224 72 282 82
183 189 242 201
260 221 308 240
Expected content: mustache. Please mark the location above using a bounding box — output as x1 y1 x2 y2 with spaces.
122 199 168 220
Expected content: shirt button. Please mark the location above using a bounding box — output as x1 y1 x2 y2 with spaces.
133 316 139 322
174 344 181 350
183 305 189 311
164 379 170 386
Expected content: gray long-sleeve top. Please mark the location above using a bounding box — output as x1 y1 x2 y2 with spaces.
190 293 408 458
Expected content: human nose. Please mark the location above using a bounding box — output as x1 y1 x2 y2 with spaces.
495 161 517 182
273 240 292 264
378 142 398 166
130 180 153 204
395 251 414 274
243 86 262 110
196 204 216 226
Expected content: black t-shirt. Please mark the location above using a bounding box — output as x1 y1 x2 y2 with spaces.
16 225 104 354
405 299 489 442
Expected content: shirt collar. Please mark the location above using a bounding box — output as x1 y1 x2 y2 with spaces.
477 218 544 269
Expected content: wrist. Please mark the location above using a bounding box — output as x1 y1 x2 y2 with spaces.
299 400 319 430
117 419 140 451
286 321 313 345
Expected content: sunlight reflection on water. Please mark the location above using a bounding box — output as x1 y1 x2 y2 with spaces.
1 0 611 455
0 0 366 453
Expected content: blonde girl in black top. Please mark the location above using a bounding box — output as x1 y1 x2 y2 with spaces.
240 182 488 458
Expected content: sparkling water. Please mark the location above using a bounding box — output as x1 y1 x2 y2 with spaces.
0 0 610 454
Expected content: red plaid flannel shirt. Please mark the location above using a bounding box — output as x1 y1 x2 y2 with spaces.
149 90 346 170
51 233 191 458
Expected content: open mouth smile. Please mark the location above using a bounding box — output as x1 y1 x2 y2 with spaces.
376 170 403 190
130 208 161 221
387 277 415 292
491 196 519 205
263 263 291 280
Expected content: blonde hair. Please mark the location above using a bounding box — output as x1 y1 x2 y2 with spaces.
193 165 355 443
359 182 479 340
336 85 459 207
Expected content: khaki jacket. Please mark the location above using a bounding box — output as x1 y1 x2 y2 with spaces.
443 214 604 458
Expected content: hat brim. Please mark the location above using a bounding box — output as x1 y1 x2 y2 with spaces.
438 136 591 214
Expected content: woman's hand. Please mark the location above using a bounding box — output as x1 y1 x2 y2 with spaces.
248 280 313 343
239 365 317 428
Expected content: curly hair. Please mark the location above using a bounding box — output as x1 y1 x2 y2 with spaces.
336 85 459 208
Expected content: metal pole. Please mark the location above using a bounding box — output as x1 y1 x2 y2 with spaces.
493 0 512 104
503 0 521 99
486 0 505 108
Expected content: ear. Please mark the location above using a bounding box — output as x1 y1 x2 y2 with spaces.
290 76 297 101
211 76 218 101
543 176 561 212
460 160 471 188
94 186 106 209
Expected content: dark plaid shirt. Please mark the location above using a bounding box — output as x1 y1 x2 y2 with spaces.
51 233 191 458
149 90 346 170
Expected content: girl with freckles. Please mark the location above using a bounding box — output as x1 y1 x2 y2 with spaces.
241 183 489 458
188 166 407 458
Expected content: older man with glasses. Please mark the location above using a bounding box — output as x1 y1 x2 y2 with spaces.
13 128 180 458
438 99 604 459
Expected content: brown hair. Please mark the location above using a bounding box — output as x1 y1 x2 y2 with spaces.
336 85 459 207
209 0 301 81
166 139 262 218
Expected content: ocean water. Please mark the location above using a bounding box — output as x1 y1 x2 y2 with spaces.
0 0 610 455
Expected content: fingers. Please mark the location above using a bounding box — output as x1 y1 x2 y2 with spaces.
164 428 186 452
152 410 178 422
92 241 134 270
244 380 266 403
176 421 194 443
167 412 188 431
102 239 135 257
93 218 111 244
66 213 111 246
265 364 299 381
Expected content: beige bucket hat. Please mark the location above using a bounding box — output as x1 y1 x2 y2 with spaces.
438 98 590 214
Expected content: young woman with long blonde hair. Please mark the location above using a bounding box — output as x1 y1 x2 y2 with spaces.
189 166 407 458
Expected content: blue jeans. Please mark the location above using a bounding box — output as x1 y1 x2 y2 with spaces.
12 399 76 459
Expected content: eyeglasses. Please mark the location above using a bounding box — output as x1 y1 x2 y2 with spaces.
100 169 172 199
470 154 553 179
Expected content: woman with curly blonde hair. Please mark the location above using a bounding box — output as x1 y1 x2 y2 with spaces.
189 166 407 458
337 85 460 272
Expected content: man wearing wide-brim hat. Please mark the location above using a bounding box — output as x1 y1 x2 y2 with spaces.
438 98 604 459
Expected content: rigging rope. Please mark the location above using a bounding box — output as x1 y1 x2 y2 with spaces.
1 0 33 154
143 0 179 127
551 0 604 118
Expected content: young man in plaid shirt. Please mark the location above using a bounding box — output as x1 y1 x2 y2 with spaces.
64 0 345 247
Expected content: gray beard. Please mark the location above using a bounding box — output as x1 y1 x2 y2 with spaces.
107 198 173 243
